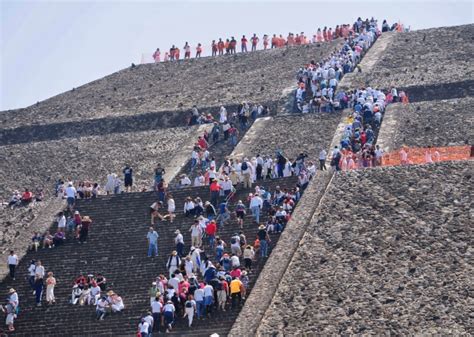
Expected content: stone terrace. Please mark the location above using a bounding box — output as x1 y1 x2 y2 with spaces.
340 24 474 100
256 161 472 335
231 113 341 160
0 125 207 198
377 98 474 151
1 41 342 129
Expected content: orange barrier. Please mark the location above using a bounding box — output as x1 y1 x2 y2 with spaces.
381 145 471 167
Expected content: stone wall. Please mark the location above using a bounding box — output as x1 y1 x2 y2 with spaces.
377 98 474 152
339 24 474 91
0 125 208 198
256 161 472 335
230 113 341 161
1 41 342 129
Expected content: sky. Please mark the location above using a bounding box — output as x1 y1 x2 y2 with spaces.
0 0 472 111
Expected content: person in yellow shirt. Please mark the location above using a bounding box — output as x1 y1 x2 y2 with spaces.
230 277 243 309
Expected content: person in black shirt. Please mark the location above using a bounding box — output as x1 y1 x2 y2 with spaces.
123 165 133 192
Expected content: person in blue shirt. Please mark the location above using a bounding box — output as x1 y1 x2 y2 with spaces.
146 227 159 257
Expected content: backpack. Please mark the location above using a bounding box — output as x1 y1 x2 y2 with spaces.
241 162 248 171
185 301 193 308
215 281 223 291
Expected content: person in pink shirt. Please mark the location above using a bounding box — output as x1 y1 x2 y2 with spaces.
164 52 169 62
316 28 323 42
153 48 161 63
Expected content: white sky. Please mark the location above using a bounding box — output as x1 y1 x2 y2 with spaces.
1 0 472 111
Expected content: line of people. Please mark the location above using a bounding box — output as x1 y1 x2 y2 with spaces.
150 17 405 63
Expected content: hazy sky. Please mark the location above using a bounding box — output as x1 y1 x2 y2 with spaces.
1 0 472 111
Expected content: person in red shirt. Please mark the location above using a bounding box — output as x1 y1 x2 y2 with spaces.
169 45 176 61
241 35 248 53
211 40 217 57
21 188 33 205
209 179 221 206
217 38 224 55
205 220 217 249
250 34 259 51
229 37 237 54
271 34 277 49
287 33 294 46
197 136 208 150
175 47 180 60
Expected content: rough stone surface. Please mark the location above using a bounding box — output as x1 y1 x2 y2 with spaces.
0 125 208 199
0 198 64 278
340 25 474 91
229 171 333 336
1 41 342 129
377 98 474 152
231 113 341 160
256 161 473 335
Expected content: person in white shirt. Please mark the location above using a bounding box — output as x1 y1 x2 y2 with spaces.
7 251 18 280
28 260 36 291
179 175 191 188
65 182 76 210
90 283 101 305
374 145 384 166
184 296 197 327
96 296 109 320
163 300 176 332
143 311 154 335
203 283 214 315
230 254 240 268
34 260 45 306
151 298 162 332
193 172 205 187
138 318 150 336
184 256 194 278
57 212 66 232
219 106 227 124
168 274 180 290
249 194 263 224
189 221 203 247
165 195 175 223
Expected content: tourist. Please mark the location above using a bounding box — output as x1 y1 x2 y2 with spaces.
243 245 255 271
123 165 133 192
45 272 56 305
7 250 18 280
163 300 176 332
150 296 162 333
183 295 196 327
147 227 159 257
96 296 109 320
65 182 76 211
164 194 175 223
230 277 243 309
257 225 270 258
79 215 92 243
150 200 165 225
189 220 203 248
174 229 185 257
1 299 16 331
166 251 181 278
34 260 45 306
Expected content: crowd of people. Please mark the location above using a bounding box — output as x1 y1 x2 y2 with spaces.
141 171 303 334
2 17 411 334
150 18 406 62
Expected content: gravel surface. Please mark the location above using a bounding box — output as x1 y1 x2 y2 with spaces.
257 161 473 335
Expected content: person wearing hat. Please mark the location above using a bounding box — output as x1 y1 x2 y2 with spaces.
174 230 184 257
163 300 176 332
8 288 18 310
257 224 270 258
166 251 181 278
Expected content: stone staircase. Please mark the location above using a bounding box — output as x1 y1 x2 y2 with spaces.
2 176 298 336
